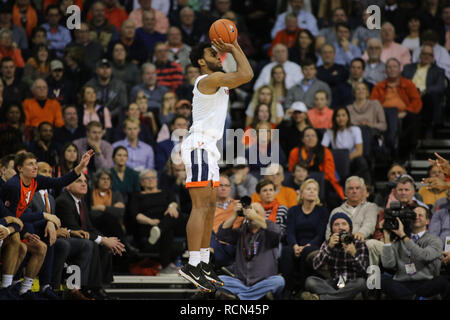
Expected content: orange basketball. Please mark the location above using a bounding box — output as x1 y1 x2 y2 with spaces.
209 19 238 44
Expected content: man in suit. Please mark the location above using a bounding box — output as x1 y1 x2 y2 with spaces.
402 44 447 139
55 173 126 300
31 162 93 300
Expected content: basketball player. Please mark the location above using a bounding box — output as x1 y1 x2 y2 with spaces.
178 38 253 292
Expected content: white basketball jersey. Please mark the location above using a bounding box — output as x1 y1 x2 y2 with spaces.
188 74 229 141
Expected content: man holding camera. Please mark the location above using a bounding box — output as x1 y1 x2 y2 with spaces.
380 205 448 300
215 201 285 300
302 213 369 300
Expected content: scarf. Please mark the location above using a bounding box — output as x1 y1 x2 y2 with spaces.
261 199 280 223
92 189 112 206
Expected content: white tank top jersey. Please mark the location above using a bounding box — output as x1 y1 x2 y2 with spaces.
189 74 229 141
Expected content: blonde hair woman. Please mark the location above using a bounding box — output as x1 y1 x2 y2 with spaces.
245 85 284 126
280 178 330 295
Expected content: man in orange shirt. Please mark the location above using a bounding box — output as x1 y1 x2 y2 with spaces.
370 57 422 161
23 78 64 131
103 0 128 31
251 163 298 208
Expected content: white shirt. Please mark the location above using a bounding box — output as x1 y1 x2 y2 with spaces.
253 61 303 91
271 10 319 38
68 192 102 244
321 126 363 155
38 189 51 213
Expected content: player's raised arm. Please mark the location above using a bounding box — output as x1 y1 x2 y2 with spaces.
196 39 253 93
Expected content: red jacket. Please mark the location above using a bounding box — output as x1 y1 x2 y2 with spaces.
370 77 422 114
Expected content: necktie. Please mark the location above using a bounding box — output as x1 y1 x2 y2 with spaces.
411 234 419 243
79 201 87 229
44 192 50 213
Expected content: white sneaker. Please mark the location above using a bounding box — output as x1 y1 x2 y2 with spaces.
148 226 161 245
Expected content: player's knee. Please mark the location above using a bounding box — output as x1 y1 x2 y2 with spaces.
38 241 47 256
19 242 27 257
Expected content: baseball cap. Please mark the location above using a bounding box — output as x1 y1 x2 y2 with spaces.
50 60 64 71
291 101 307 113
96 58 111 68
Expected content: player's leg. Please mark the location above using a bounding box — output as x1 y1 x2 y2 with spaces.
19 240 47 297
1 233 25 289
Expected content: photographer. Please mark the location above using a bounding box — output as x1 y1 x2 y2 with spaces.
215 201 285 300
301 213 369 300
380 205 448 300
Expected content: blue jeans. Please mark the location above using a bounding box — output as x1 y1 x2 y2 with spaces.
218 275 285 300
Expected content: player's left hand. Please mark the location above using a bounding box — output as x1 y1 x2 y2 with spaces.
212 38 234 53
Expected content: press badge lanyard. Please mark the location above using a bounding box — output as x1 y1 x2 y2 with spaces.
404 234 419 276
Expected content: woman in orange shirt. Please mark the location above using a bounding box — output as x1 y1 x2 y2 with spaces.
0 29 25 68
288 126 344 209
243 103 277 147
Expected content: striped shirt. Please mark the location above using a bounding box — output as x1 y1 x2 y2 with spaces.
155 60 183 91
264 204 288 240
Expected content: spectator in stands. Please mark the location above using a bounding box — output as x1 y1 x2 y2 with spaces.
418 165 448 209
373 163 407 208
307 90 333 130
63 46 92 91
22 26 47 62
28 121 60 167
243 103 276 148
0 28 24 68
128 0 169 33
0 2 27 51
56 173 125 300
346 82 387 132
107 19 147 65
321 107 371 185
101 0 128 32
251 164 298 209
328 23 361 67
401 13 421 55
302 213 369 300
152 41 184 92
285 59 332 110
130 62 169 114
288 126 345 207
53 105 86 147
229 157 257 199
288 29 318 66
67 22 104 72
316 43 348 109
23 78 64 129
216 200 285 300
0 154 15 186
362 22 411 69
166 26 192 70
380 205 448 300
363 38 386 86
245 85 284 127
135 9 167 57
429 196 450 274
23 44 50 87
12 0 38 38
403 44 447 139
175 64 199 103
41 5 71 58
210 174 243 268
0 104 26 156
110 146 140 203
269 13 301 57
129 169 180 274
46 59 76 107
78 85 113 137
316 7 348 49
1 57 30 106
253 43 303 91
112 117 155 172
281 178 329 296
412 29 450 80
54 142 79 179
269 64 287 106
175 6 206 47
74 121 113 175
339 58 373 107
283 161 309 192
86 58 128 125
271 0 318 39
370 57 422 161
154 115 188 172
351 9 381 53
158 90 177 126
88 1 120 51
325 176 378 242
381 0 408 41
133 93 159 140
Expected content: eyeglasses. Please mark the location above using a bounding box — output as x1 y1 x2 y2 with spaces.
219 184 231 187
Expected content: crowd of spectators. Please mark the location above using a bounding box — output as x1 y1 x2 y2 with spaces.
0 0 449 301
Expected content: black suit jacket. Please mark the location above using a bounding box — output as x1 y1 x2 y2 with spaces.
402 63 447 96
55 190 101 240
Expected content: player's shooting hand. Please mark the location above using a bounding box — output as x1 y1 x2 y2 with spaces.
211 38 234 53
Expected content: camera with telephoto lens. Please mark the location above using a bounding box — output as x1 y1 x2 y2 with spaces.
382 201 416 235
338 230 354 245
237 196 252 217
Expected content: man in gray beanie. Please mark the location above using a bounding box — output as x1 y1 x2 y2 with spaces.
301 212 369 300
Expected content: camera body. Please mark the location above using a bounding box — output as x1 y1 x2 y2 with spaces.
237 196 252 217
338 230 354 245
383 201 416 235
